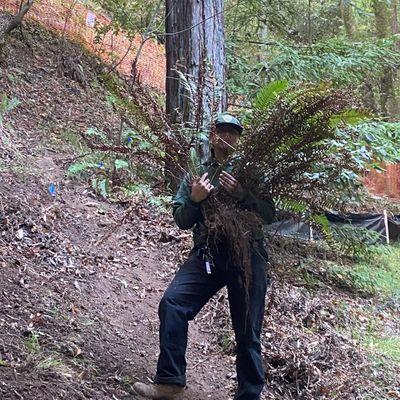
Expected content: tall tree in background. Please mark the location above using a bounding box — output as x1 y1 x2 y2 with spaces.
391 0 400 50
338 0 377 112
165 0 227 165
373 0 399 116
339 0 356 39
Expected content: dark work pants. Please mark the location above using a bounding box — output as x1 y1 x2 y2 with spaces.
154 244 268 400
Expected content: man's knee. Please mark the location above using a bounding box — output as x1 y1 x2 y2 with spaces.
158 290 195 321
158 290 176 316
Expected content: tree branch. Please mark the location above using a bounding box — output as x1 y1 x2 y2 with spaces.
0 0 34 42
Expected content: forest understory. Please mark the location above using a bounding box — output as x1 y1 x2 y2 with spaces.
0 24 399 400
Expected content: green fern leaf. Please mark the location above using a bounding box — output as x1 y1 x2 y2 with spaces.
115 159 129 170
278 197 308 213
68 161 98 176
329 109 371 128
310 213 331 234
253 80 289 110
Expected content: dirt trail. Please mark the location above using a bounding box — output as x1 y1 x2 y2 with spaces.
0 145 234 399
0 25 236 399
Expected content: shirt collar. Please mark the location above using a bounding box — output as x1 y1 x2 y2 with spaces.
202 150 239 168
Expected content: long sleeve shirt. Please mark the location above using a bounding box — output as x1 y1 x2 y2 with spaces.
172 157 275 247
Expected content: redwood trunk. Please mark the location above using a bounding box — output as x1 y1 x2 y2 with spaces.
165 0 227 175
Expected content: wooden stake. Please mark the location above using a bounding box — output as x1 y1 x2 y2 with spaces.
383 209 390 244
309 224 314 241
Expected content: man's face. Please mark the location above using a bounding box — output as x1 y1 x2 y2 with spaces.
211 124 240 152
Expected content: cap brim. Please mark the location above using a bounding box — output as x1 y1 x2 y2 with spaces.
215 123 243 135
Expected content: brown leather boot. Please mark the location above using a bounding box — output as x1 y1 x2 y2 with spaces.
132 382 184 399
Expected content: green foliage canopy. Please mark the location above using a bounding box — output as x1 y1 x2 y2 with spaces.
227 37 400 99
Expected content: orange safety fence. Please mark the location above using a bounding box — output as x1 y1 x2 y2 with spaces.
0 0 166 91
365 163 400 199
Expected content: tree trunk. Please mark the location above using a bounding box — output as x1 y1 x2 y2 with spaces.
373 0 399 116
338 1 377 112
307 0 312 44
360 81 379 114
165 0 227 187
257 21 268 63
391 0 400 109
339 0 356 39
0 0 34 45
392 0 399 45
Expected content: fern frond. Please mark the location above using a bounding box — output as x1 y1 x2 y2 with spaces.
253 80 289 110
329 109 371 128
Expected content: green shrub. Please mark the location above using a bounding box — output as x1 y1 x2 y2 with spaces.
323 245 400 298
0 94 20 127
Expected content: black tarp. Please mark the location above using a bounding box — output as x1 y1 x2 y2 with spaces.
266 212 400 243
389 215 400 242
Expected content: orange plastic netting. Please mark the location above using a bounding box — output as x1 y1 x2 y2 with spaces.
0 0 165 91
365 164 400 199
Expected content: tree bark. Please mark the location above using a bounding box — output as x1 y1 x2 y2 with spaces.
338 1 377 112
165 0 227 183
339 0 356 39
360 81 379 114
307 0 312 44
391 0 400 50
373 0 399 116
257 21 268 63
0 0 34 44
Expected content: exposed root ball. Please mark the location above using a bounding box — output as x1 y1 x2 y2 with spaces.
202 191 262 322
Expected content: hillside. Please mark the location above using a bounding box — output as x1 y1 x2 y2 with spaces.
1 23 399 400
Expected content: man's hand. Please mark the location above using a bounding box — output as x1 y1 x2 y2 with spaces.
190 172 214 203
219 171 244 199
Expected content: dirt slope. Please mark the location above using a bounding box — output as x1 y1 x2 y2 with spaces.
1 22 399 400
0 151 231 400
0 24 234 400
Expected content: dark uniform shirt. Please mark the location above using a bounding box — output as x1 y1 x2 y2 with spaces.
172 157 275 247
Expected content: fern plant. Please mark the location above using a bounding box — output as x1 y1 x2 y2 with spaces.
234 82 363 213
68 125 158 198
252 80 288 111
233 81 399 257
0 95 20 127
123 183 173 213
198 81 377 300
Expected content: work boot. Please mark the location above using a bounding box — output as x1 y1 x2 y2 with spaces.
132 382 184 399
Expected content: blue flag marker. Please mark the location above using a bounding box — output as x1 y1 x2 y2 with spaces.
48 183 56 198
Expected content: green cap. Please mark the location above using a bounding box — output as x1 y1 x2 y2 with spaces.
214 114 243 134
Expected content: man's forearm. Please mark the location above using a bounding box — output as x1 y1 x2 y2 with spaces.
173 199 202 229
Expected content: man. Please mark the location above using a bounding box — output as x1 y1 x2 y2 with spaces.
133 114 275 400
